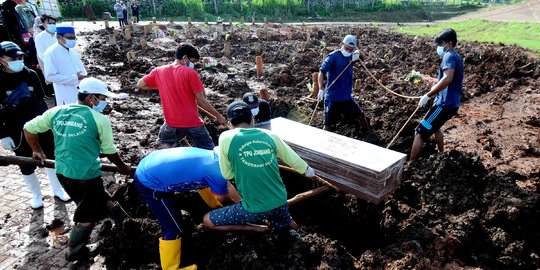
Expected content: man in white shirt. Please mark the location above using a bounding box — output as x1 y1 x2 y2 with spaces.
34 14 57 70
43 25 88 105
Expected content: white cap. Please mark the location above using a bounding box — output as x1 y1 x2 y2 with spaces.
342 35 357 48
78 78 116 97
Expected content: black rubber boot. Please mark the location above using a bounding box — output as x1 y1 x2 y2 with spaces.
65 225 93 262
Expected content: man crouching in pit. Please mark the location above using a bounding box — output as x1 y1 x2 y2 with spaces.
203 101 316 234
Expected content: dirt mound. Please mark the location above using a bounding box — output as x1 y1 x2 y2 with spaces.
75 23 540 269
372 151 540 269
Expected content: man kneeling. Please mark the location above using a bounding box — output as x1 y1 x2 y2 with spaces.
203 101 315 233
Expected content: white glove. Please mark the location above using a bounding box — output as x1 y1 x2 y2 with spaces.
317 89 324 101
352 50 360 62
114 93 129 100
304 166 315 178
418 94 430 107
0 137 15 151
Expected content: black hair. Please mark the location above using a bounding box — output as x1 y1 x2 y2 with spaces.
40 14 57 23
230 113 252 126
77 92 91 102
434 29 457 47
175 44 200 60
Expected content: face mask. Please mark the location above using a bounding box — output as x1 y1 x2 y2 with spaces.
341 49 352 57
251 108 259 117
65 39 76 48
436 46 445 57
188 62 195 69
92 96 107 112
46 24 56 33
7 60 24 73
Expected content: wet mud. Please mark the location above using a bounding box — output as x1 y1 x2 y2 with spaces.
71 23 540 269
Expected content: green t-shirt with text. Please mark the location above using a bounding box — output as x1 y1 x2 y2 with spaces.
24 104 117 180
219 128 308 213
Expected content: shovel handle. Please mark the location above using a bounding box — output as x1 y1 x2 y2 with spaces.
0 155 136 173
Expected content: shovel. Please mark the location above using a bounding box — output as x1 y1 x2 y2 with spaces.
0 155 136 173
1 155 334 205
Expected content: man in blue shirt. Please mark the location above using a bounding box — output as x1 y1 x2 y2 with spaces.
134 147 241 270
317 34 369 131
411 29 464 160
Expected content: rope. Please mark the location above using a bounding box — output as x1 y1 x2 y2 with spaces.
386 106 420 149
308 60 353 125
359 60 421 100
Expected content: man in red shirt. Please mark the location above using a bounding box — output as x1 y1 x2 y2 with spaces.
137 44 226 149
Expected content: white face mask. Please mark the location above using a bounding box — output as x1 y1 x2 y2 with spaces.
341 49 352 57
251 107 259 117
46 24 56 33
436 45 446 57
7 59 25 73
188 62 195 69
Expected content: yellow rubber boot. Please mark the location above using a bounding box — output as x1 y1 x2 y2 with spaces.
159 237 197 270
196 188 223 208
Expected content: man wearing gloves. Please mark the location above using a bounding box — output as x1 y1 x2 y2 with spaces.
43 24 88 106
317 34 369 132
135 147 242 270
24 77 131 262
410 29 463 160
203 101 315 233
0 41 70 209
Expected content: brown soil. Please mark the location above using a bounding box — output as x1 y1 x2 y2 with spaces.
71 22 540 269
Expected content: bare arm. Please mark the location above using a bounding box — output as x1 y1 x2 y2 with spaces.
318 72 325 91
195 91 226 125
136 78 156 90
427 68 454 98
103 152 132 175
217 181 243 205
23 129 45 164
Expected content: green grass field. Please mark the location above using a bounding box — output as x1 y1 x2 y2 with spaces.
396 20 540 52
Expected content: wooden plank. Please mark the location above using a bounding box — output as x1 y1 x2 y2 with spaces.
270 117 406 204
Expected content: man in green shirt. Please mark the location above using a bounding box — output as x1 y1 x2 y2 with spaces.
203 101 315 233
23 77 131 262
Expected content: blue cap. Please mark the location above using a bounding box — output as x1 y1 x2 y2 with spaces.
56 25 75 35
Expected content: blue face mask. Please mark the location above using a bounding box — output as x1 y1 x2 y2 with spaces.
436 45 446 57
7 60 25 73
46 24 56 33
63 39 76 49
92 96 107 112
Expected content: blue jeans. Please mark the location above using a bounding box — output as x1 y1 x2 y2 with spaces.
158 123 214 150
134 176 183 240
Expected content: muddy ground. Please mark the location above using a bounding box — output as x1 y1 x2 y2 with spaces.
69 22 540 269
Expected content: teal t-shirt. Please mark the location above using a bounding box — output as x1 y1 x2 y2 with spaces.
218 128 308 213
24 104 117 180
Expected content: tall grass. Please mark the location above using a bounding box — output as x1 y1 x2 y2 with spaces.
397 20 540 52
59 0 485 21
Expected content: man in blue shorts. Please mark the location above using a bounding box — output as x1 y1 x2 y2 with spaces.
134 147 241 270
411 28 463 160
317 34 369 131
202 101 315 233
